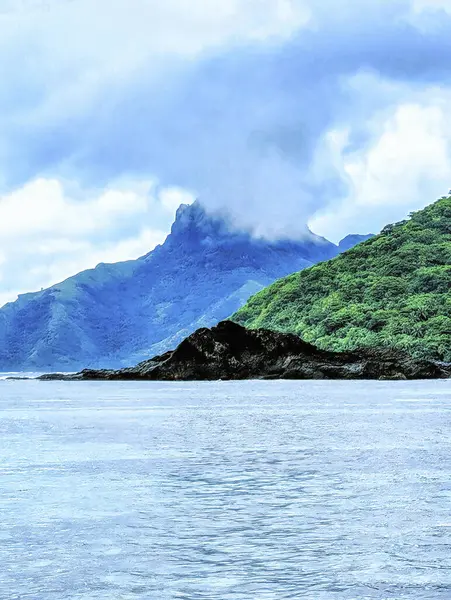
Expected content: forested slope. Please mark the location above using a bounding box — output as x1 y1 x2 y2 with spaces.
233 196 451 361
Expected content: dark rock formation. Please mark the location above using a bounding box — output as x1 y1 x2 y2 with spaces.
39 321 450 381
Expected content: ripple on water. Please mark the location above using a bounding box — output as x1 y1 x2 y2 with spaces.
0 379 450 599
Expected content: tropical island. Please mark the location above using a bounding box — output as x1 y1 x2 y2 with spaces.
37 195 451 381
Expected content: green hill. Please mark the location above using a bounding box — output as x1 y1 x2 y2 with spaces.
233 195 451 362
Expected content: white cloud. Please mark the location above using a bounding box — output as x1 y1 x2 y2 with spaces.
1 0 451 303
310 101 451 240
23 227 166 292
0 178 153 237
347 104 451 207
412 0 451 13
159 187 195 216
0 177 180 305
0 0 310 77
0 0 313 193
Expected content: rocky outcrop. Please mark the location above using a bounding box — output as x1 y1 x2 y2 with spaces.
39 321 450 381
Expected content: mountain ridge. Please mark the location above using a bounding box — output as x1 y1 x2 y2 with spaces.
0 201 361 370
338 233 375 252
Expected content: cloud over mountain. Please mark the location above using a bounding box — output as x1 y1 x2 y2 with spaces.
1 0 451 299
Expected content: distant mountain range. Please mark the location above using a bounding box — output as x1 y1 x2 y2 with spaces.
0 201 372 370
338 233 374 252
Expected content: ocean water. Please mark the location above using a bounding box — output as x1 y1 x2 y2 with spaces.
1 379 451 600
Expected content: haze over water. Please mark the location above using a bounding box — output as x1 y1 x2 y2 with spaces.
1 379 451 599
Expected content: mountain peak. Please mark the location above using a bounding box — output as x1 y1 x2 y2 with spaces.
170 201 330 247
169 200 241 242
173 200 212 228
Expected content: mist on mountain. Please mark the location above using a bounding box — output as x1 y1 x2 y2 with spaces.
0 201 367 370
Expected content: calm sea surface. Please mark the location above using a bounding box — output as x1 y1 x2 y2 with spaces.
1 379 451 600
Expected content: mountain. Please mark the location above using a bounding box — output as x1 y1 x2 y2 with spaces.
233 195 451 362
39 321 450 382
0 201 343 370
338 234 375 252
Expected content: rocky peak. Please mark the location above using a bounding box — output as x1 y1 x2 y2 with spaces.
169 201 238 243
169 201 335 250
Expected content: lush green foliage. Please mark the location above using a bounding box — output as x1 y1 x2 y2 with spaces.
233 196 451 361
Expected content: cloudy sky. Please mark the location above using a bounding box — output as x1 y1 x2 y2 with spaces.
1 0 451 304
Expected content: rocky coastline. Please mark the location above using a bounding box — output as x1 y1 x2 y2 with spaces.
38 321 450 382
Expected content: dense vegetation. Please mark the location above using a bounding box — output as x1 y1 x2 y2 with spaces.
233 196 451 361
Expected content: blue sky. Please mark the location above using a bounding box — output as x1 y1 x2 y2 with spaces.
1 0 451 304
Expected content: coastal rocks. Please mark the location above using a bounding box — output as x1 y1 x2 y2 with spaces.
39 321 450 382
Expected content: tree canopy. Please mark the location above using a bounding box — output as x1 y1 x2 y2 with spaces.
233 196 451 361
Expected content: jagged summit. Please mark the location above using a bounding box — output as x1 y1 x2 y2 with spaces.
168 201 237 244
168 200 332 248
